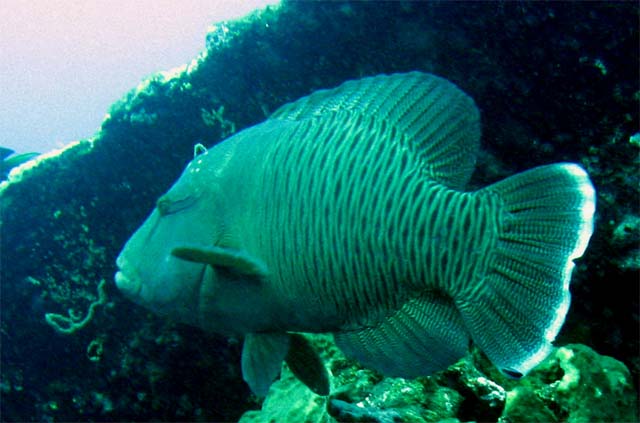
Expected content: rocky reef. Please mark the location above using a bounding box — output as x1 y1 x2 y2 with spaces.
1 2 637 421
239 336 637 423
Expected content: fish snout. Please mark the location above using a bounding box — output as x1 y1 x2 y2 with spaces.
114 255 142 300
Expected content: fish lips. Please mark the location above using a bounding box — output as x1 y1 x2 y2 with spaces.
114 254 142 300
115 248 208 325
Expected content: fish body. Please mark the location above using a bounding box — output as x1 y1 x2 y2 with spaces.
115 73 595 396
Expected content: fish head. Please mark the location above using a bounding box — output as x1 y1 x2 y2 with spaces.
115 149 228 325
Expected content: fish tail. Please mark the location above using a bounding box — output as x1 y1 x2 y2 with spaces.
459 163 595 378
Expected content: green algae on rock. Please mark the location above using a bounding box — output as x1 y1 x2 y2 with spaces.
501 344 638 423
238 340 638 423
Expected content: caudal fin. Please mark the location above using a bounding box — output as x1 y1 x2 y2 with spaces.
458 163 595 377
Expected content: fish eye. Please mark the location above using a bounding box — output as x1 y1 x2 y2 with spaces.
156 196 172 216
156 194 196 216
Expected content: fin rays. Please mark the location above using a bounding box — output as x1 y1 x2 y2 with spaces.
457 164 594 376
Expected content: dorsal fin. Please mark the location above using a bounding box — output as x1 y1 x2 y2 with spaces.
270 72 481 190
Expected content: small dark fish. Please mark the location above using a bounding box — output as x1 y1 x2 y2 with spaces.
1 148 40 180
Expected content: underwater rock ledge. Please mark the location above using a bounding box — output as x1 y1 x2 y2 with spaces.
1 1 637 421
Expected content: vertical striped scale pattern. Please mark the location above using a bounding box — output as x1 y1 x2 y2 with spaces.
257 111 416 328
253 108 497 331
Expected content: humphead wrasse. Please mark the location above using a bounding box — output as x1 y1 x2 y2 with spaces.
115 72 595 396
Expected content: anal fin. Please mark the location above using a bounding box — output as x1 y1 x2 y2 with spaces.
334 292 469 378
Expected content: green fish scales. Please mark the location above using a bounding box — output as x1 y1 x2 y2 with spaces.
115 72 595 395
256 108 500 332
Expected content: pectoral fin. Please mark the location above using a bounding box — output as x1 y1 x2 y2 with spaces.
171 245 268 276
241 333 331 397
241 333 290 397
